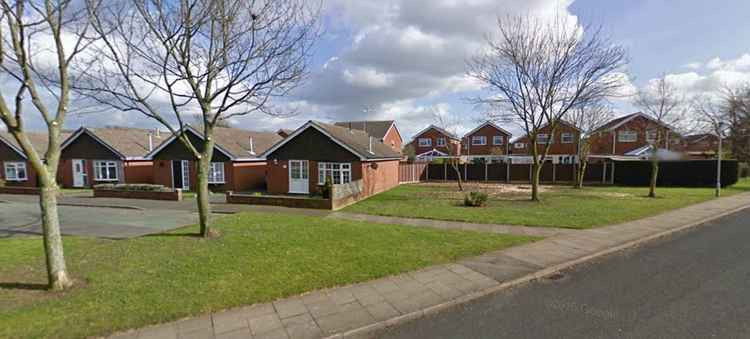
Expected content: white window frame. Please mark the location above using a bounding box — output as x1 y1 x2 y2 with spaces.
436 137 446 147
93 160 119 181
618 130 638 143
4 161 27 181
318 162 352 185
418 138 432 147
537 134 551 144
492 135 504 145
514 142 525 149
471 136 486 146
208 162 226 184
561 133 574 144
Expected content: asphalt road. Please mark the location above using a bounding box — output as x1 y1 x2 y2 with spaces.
380 208 750 339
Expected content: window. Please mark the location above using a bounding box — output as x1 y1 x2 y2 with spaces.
418 138 431 147
437 137 446 146
514 142 525 149
646 130 658 143
4 162 27 181
472 136 487 145
561 133 574 144
618 130 637 142
537 134 552 144
93 161 118 181
208 162 225 184
493 135 504 145
318 162 352 185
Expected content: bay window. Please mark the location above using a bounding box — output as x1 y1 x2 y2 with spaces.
208 162 226 184
318 162 352 185
4 162 27 181
93 160 118 181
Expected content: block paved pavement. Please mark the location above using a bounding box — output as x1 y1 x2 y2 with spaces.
107 192 750 339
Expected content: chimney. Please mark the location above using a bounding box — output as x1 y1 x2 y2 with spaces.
248 137 256 155
148 133 154 151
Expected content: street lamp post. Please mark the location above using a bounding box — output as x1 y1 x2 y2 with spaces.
715 124 724 198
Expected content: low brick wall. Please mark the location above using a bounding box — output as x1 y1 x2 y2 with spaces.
94 188 182 201
0 186 41 195
226 191 332 209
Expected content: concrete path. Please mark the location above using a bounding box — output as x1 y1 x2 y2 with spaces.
109 192 750 339
327 212 576 237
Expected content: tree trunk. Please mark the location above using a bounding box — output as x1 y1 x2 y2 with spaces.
531 161 542 201
575 161 588 189
648 158 659 198
195 156 213 237
38 181 73 290
452 163 464 192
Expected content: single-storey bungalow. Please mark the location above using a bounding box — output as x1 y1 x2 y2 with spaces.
146 126 282 192
261 120 402 198
59 127 162 188
0 131 65 187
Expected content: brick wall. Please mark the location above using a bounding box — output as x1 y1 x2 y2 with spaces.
511 123 580 156
462 125 511 156
0 160 38 187
590 115 677 155
407 128 460 156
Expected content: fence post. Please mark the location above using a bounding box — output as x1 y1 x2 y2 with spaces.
444 163 447 182
610 162 616 185
485 163 488 182
506 162 510 183
528 163 532 184
464 164 468 182
602 161 607 184
426 163 429 181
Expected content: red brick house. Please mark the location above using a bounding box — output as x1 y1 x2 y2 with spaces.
147 126 282 192
589 112 681 157
334 120 404 152
59 127 163 188
406 125 461 160
462 121 512 162
510 120 581 163
261 120 402 197
0 132 61 187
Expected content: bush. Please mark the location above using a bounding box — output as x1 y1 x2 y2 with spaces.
740 162 749 178
0 178 5 187
464 191 488 207
320 176 333 199
94 183 171 192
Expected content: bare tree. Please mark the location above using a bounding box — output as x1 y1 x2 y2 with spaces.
723 85 750 163
569 101 615 189
77 0 321 237
467 15 628 201
633 75 689 198
433 111 464 191
0 0 95 290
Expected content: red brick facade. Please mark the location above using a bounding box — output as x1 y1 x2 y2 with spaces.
589 114 679 155
462 123 511 156
382 125 403 152
0 160 39 187
266 159 399 197
151 159 260 192
407 126 461 157
511 122 580 156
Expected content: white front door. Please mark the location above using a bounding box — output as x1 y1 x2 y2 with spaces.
288 160 309 194
72 159 86 187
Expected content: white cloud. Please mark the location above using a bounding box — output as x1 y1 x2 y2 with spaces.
652 53 750 98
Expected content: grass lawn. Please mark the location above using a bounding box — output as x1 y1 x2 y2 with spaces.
0 212 535 339
345 178 750 229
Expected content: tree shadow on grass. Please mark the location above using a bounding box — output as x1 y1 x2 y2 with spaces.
0 282 48 291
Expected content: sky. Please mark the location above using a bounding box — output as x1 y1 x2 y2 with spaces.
5 0 750 142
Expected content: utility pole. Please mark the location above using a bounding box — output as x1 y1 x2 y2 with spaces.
716 129 723 197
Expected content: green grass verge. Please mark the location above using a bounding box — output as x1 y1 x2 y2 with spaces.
0 212 536 339
345 178 750 229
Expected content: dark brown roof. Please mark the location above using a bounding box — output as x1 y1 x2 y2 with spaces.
334 121 395 139
1 131 70 158
211 127 283 159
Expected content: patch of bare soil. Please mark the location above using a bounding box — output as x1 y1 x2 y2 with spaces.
417 182 554 201
0 266 87 312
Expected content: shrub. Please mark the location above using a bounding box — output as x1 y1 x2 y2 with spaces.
464 191 488 207
740 162 749 178
94 183 171 192
320 176 333 199
0 178 5 187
